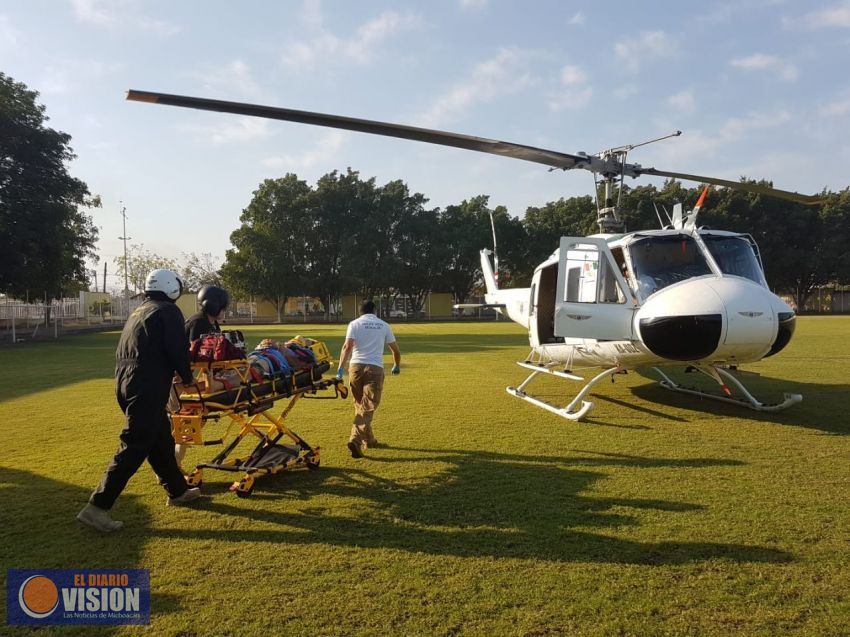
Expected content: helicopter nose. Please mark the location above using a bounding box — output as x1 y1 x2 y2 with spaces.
636 277 782 363
765 305 796 357
636 278 724 361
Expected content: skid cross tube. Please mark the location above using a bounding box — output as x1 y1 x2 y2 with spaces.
653 365 803 412
507 364 623 421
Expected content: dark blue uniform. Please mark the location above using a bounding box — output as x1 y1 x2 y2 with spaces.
90 296 194 510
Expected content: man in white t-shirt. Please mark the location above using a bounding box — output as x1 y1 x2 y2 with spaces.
336 300 402 458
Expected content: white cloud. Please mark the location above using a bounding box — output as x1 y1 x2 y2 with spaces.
647 109 792 166
730 53 776 70
568 11 585 26
348 12 421 62
0 15 23 49
39 59 123 94
729 53 798 81
614 31 677 72
281 8 422 69
668 90 695 113
70 0 117 26
720 110 791 139
69 0 180 35
417 48 538 127
139 17 181 36
548 64 592 111
460 0 488 9
793 1 850 29
559 65 586 86
192 60 262 99
262 130 346 170
548 87 593 111
820 92 850 116
183 117 272 145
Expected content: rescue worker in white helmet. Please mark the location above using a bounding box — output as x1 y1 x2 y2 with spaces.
77 269 201 532
185 285 229 342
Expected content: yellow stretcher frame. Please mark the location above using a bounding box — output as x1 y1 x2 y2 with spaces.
169 341 347 497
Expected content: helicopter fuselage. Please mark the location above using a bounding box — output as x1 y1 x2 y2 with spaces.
483 227 796 371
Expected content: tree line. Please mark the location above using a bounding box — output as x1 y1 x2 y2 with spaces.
3 72 850 313
220 170 850 313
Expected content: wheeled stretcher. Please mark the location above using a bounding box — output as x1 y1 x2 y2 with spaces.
169 339 348 497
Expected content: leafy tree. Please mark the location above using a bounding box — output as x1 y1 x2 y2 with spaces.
390 186 436 315
699 182 849 309
221 174 310 321
305 169 373 317
439 195 526 303
113 244 177 294
520 195 596 276
179 252 222 291
0 72 99 299
617 181 695 231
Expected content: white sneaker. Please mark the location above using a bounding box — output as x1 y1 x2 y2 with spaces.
77 504 123 532
167 487 202 507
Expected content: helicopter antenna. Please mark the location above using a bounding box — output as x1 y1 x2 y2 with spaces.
488 209 499 284
652 202 667 229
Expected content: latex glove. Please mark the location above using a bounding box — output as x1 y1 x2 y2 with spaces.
391 364 400 375
336 367 344 380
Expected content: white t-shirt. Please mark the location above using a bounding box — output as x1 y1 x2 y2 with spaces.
345 313 396 367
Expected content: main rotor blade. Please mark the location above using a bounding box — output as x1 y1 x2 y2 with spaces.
638 167 823 205
126 89 588 171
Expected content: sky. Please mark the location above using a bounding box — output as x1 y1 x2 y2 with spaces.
3 0 850 290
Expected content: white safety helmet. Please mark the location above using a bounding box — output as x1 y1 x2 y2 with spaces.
144 269 184 301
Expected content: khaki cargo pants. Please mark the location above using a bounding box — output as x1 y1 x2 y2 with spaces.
348 363 385 448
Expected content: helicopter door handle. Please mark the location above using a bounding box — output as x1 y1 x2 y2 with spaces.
565 313 592 321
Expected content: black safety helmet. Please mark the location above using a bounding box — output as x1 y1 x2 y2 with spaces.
198 285 229 316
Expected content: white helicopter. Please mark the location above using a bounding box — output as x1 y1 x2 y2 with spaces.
126 89 821 421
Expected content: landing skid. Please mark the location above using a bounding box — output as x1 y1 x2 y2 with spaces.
652 365 802 412
507 361 623 421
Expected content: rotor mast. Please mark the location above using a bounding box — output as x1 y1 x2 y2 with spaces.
592 131 682 234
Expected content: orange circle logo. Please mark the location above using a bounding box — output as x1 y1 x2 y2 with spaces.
19 575 59 619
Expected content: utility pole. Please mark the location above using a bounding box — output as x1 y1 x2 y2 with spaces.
118 202 131 299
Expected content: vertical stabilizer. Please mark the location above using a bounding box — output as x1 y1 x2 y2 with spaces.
481 249 498 295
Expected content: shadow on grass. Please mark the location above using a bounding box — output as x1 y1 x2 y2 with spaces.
0 465 165 633
0 332 117 402
0 327 527 403
632 368 850 435
164 448 790 566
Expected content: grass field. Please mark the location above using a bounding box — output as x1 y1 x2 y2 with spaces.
1 318 848 636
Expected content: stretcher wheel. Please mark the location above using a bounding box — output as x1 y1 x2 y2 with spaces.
234 485 254 498
306 457 320 470
186 469 203 488
230 474 255 498
339 385 349 399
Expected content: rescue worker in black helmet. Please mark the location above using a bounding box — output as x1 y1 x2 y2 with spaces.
185 285 229 342
77 269 201 533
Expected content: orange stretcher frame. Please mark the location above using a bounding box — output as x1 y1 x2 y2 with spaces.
169 340 347 497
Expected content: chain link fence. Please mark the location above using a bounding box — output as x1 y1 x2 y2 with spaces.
0 294 141 343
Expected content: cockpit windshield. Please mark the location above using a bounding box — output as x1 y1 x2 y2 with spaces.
627 234 711 298
701 234 767 287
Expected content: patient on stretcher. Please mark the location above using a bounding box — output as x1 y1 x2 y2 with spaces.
181 335 325 398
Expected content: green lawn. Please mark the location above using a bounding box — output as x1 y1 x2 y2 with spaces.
1 318 848 636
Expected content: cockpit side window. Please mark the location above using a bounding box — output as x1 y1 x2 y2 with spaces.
701 234 767 286
563 243 626 304
628 235 711 297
